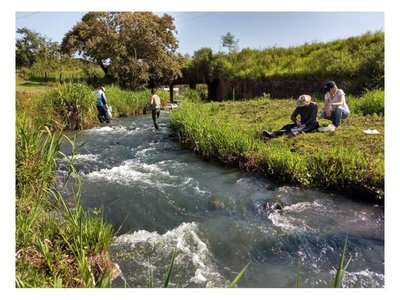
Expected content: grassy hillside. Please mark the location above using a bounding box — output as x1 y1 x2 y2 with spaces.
187 32 384 99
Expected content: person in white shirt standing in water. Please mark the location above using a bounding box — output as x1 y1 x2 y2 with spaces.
150 88 161 129
320 81 350 129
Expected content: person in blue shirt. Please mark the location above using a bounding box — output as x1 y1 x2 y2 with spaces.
95 85 110 123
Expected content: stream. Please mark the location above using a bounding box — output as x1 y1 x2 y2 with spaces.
56 110 384 288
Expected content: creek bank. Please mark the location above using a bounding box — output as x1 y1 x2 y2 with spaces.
171 136 383 205
169 99 384 205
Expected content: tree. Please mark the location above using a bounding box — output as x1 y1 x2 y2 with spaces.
221 32 239 53
16 27 65 81
61 12 184 89
16 27 57 69
189 47 214 84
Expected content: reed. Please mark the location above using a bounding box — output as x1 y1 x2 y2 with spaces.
331 236 352 288
294 236 351 288
16 118 62 197
47 82 97 130
163 250 177 288
228 263 251 288
147 260 154 288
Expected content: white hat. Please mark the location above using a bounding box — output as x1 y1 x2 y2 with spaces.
297 94 311 107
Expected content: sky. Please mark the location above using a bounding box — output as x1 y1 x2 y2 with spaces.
4 1 400 299
15 11 384 56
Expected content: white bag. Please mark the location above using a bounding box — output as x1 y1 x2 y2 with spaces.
107 106 113 120
363 129 379 134
318 124 336 132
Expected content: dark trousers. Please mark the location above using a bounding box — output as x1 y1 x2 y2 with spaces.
152 109 160 129
97 106 110 123
273 121 319 137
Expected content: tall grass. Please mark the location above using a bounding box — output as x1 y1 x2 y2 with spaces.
188 31 383 98
181 89 202 103
16 118 115 287
16 117 62 199
105 86 169 117
16 82 169 131
47 82 97 130
352 89 384 116
331 236 352 288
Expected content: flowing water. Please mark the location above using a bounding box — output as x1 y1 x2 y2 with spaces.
56 111 384 288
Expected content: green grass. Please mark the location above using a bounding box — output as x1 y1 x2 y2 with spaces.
171 95 384 201
16 73 57 93
16 118 115 287
352 89 384 116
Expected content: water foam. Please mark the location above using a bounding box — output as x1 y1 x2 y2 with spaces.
266 201 323 233
268 212 316 233
135 147 155 158
84 125 113 133
282 200 324 213
60 153 101 163
84 125 143 135
340 269 384 288
112 222 227 287
85 159 177 188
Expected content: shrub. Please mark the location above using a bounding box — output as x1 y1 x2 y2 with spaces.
47 82 96 130
182 89 201 103
352 89 384 116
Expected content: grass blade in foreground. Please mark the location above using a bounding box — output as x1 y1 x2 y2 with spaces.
228 263 251 288
163 250 177 288
332 235 352 288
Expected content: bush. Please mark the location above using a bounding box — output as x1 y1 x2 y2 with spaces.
47 82 96 130
353 89 384 116
182 89 201 103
